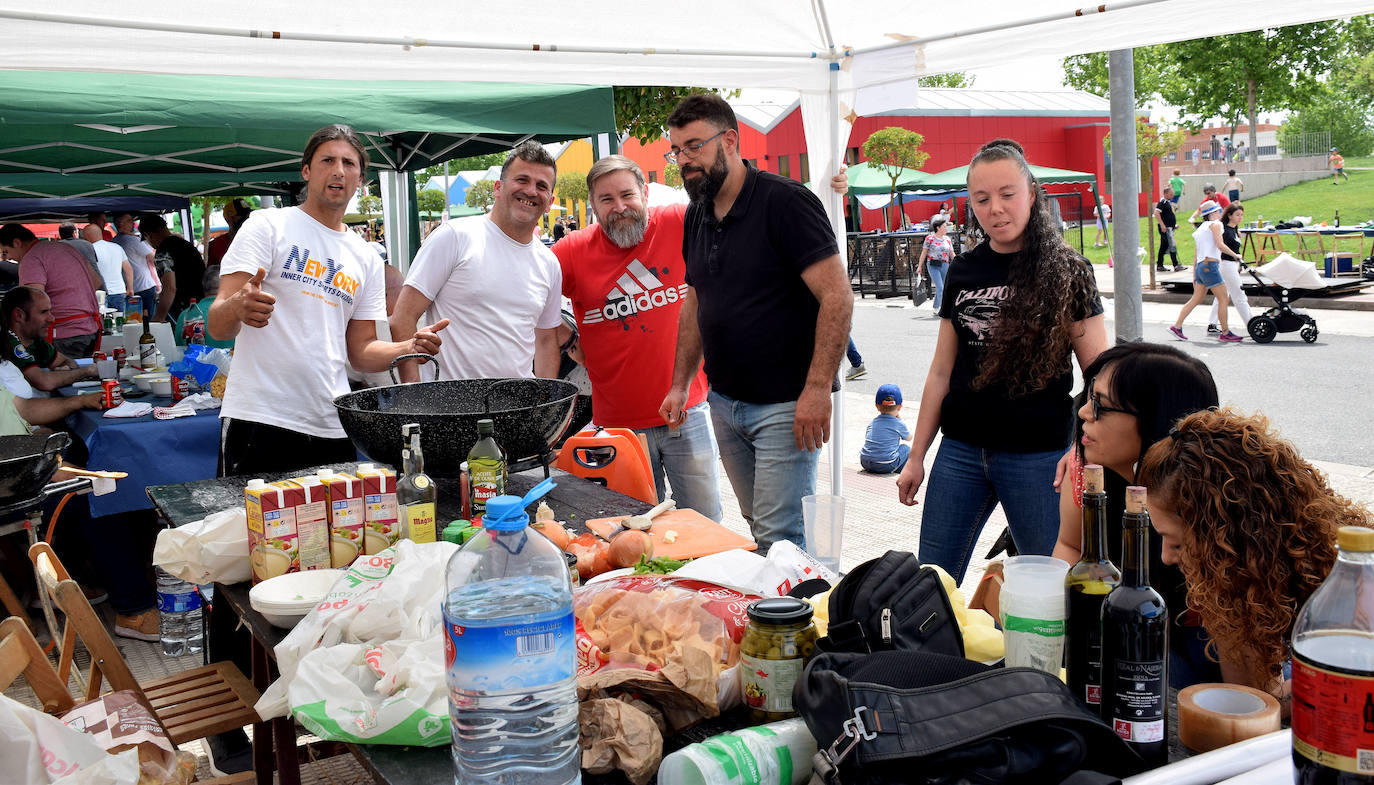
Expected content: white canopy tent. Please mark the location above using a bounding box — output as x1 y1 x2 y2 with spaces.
4 0 1363 495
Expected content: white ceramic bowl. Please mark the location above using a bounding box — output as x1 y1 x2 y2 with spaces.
249 569 346 629
132 372 168 392
149 377 173 396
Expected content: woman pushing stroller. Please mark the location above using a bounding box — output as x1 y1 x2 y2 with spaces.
1169 199 1244 343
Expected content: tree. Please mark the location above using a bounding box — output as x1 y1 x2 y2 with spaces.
464 180 495 211
556 171 589 224
417 188 446 217
861 127 929 230
1061 49 1171 105
918 72 976 88
663 163 682 188
359 195 382 217
1280 97 1374 159
1105 117 1186 286
614 86 740 145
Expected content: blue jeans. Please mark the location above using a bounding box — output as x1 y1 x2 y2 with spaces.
105 293 126 314
708 390 818 552
917 437 1064 582
861 443 910 474
634 401 723 522
927 262 947 311
134 287 157 318
846 338 862 367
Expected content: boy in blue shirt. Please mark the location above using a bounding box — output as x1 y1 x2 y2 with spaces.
860 383 911 473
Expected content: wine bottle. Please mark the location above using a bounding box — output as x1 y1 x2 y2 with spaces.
397 423 437 543
1101 486 1169 767
467 418 506 520
138 315 157 369
1292 525 1374 784
1066 464 1122 708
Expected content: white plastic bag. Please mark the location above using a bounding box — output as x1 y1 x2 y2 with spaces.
255 539 457 747
152 507 250 585
0 694 140 785
673 542 838 597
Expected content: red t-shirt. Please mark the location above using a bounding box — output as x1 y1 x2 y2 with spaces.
555 204 709 429
1204 192 1231 209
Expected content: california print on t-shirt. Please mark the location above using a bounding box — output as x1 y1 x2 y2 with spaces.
953 284 1010 342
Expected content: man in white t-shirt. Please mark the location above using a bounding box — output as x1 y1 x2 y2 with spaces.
208 124 448 477
110 212 158 318
82 223 134 313
391 141 562 382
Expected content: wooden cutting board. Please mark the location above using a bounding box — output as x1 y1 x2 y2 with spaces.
584 508 757 560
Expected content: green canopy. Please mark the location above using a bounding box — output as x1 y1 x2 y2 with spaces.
914 164 1098 192
844 160 932 195
0 70 614 198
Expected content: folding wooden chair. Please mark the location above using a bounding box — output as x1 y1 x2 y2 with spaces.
1328 233 1366 276
28 542 262 747
0 615 75 715
1289 231 1324 264
1252 232 1287 263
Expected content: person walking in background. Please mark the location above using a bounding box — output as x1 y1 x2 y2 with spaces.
917 216 954 311
1169 169 1185 206
1329 147 1349 183
845 338 866 380
1092 200 1110 247
897 138 1108 582
1169 200 1242 343
1207 203 1253 336
1223 169 1244 203
860 384 910 474
82 223 133 314
1153 186 1185 273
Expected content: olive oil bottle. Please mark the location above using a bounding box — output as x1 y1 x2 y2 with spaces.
397 423 437 543
1066 464 1121 708
467 418 506 519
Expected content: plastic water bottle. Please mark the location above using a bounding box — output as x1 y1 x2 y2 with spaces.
658 718 817 785
155 567 203 657
443 480 578 785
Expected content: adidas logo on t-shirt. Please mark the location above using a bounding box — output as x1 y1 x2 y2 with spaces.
582 259 688 324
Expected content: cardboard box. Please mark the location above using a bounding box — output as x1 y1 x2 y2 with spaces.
293 477 334 573
358 466 399 555
318 470 366 567
245 479 304 583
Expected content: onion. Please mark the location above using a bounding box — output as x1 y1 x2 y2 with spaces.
608 530 655 569
533 520 571 550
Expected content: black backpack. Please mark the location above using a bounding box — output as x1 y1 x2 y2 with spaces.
817 552 964 657
794 651 1145 785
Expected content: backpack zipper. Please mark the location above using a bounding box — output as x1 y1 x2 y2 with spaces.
881 608 892 645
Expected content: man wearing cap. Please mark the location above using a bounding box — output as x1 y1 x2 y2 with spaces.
860 384 911 475
111 211 159 319
209 198 253 267
140 214 204 321
658 94 852 552
0 224 102 358
1329 148 1349 184
554 155 723 520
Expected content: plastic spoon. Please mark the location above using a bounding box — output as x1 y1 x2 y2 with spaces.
622 498 676 532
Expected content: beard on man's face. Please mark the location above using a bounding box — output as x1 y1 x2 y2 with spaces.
600 207 647 249
682 152 728 206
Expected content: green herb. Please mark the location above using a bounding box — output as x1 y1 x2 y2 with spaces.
632 555 687 574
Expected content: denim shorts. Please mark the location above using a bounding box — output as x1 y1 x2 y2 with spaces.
1194 260 1223 288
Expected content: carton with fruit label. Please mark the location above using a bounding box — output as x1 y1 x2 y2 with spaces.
357 465 399 555
293 477 334 573
245 479 304 584
317 469 365 567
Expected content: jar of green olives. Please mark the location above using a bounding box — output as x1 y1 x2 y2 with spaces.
739 597 817 722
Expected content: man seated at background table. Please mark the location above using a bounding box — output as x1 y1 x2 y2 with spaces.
1 285 99 393
0 224 103 358
209 123 447 478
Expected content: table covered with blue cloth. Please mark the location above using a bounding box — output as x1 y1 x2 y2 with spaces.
66 393 220 517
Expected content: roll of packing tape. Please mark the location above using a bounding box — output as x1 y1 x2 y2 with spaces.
1177 683 1282 753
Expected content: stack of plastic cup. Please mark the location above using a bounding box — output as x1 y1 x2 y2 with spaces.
1000 555 1070 674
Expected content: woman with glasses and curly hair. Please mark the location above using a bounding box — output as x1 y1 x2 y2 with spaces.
1050 342 1220 684
1139 408 1366 700
897 138 1108 581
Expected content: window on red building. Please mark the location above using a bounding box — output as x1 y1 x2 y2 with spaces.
799 153 810 184
778 155 790 179
846 147 860 165
648 170 658 183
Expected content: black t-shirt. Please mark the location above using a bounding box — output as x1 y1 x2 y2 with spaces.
1222 224 1241 256
683 165 839 404
936 242 1103 452
155 235 205 318
1155 199 1177 230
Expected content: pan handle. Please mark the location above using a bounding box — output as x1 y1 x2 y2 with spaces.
41 431 71 460
482 378 540 414
388 353 439 385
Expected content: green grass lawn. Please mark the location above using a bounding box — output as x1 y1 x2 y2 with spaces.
1072 168 1373 268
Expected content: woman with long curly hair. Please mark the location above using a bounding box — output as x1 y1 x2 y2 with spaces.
1139 408 1367 699
897 138 1108 581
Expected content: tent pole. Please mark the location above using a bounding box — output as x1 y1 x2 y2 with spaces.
1108 49 1143 343
827 60 845 500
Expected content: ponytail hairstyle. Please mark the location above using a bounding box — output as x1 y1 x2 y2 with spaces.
967 138 1098 396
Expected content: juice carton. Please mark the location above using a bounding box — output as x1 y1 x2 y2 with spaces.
317 469 365 567
292 477 334 573
357 464 399 554
245 479 304 584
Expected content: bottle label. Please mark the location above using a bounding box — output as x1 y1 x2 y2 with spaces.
1109 659 1165 743
1068 590 1109 705
1292 651 1374 774
403 502 436 544
469 461 504 514
740 652 803 714
443 608 574 697
157 590 202 613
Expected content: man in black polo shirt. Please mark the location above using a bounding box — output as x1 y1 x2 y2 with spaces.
1153 185 1185 273
658 94 852 552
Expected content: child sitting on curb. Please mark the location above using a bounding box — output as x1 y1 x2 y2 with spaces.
860 384 911 474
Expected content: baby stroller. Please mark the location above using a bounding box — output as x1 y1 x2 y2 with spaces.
1243 254 1327 343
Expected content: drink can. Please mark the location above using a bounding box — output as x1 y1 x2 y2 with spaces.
100 379 123 409
93 351 107 361
170 375 189 403
113 346 127 369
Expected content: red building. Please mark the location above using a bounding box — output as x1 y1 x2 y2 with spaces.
622 88 1148 230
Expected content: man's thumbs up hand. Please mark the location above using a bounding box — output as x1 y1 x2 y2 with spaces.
237 267 276 328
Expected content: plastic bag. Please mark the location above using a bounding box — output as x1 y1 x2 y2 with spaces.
166 344 218 386
0 694 140 785
255 539 456 747
673 541 838 597
152 507 250 585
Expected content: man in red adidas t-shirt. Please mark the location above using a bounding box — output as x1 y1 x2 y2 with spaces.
554 156 722 520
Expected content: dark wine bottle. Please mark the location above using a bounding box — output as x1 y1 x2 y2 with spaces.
1101 486 1169 768
1066 464 1121 708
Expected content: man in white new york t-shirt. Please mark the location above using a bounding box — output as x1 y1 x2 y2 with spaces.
391 141 563 382
209 124 448 477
